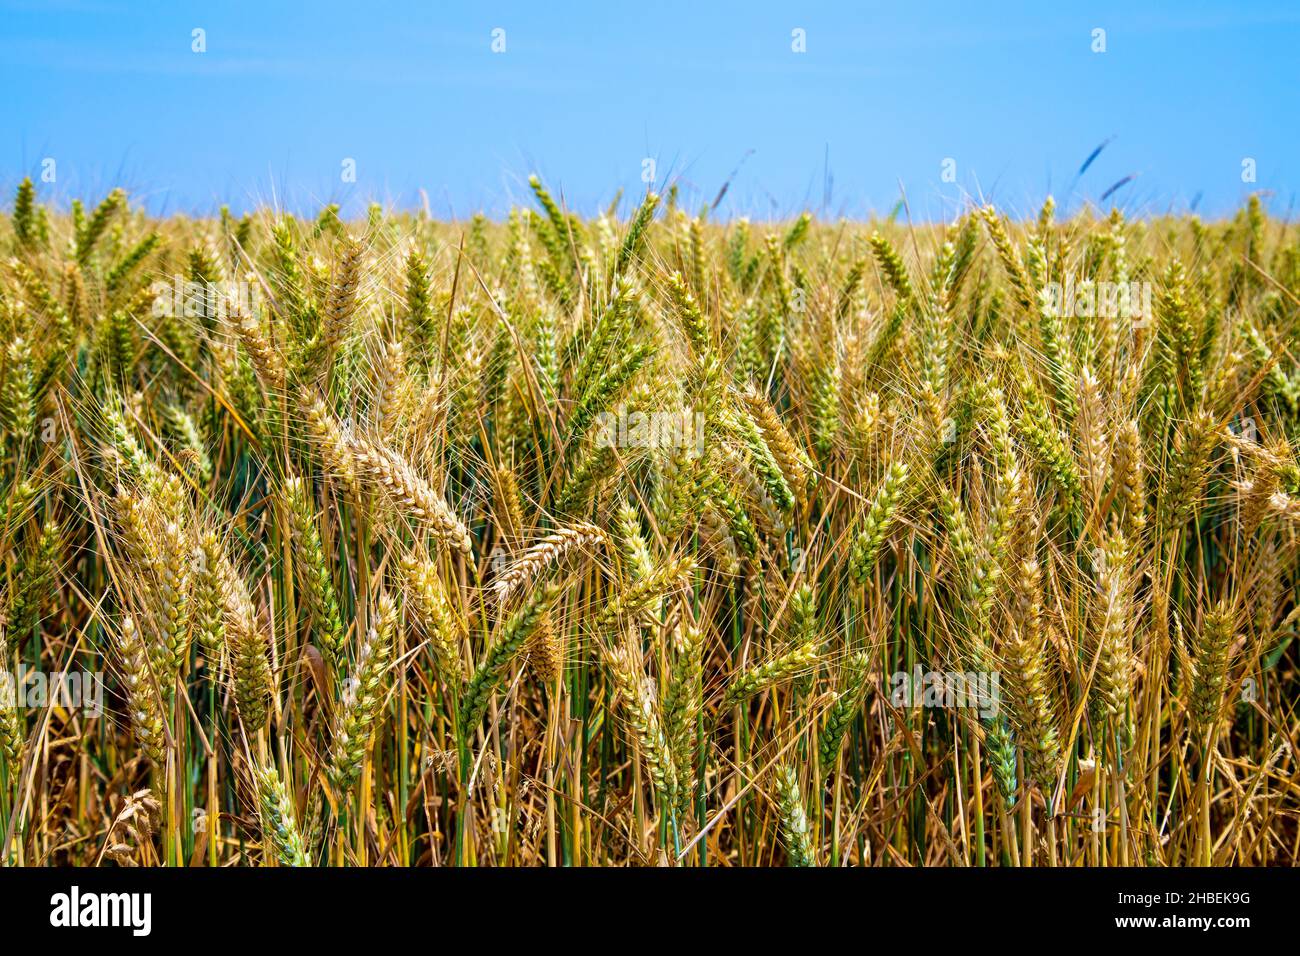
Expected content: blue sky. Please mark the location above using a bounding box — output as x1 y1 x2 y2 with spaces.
3 1 1298 221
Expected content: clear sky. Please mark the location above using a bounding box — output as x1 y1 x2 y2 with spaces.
3 1 1297 221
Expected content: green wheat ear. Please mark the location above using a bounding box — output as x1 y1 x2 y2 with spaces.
730 407 795 514
663 624 705 812
722 641 819 707
985 717 1019 806
11 178 37 252
869 230 915 307
105 231 161 298
615 190 660 279
0 625 23 769
254 763 310 867
75 188 127 265
8 519 60 648
459 583 558 739
0 335 34 445
283 476 347 674
666 270 712 356
775 765 817 866
819 651 869 771
527 174 571 261
849 461 909 583
783 211 812 250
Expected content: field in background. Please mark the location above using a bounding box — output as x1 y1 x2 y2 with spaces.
0 177 1297 866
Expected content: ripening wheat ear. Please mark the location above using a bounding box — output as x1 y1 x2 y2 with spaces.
1235 438 1292 537
100 400 161 490
594 556 695 632
400 552 462 681
665 270 712 357
192 528 226 665
141 510 194 682
301 394 361 499
1002 559 1063 793
525 609 563 687
1090 533 1134 735
217 552 274 735
491 522 605 605
977 462 1027 602
372 337 409 437
728 406 795 514
328 594 398 796
115 616 166 764
979 206 1035 312
606 639 680 814
345 432 472 554
320 234 364 356
612 496 656 582
1076 366 1109 507
229 610 274 735
662 623 704 807
0 336 34 444
1160 409 1220 538
1110 418 1146 538
1188 602 1237 740
738 386 811 506
232 306 287 393
701 469 759 558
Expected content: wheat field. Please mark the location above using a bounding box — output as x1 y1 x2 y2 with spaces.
0 177 1296 867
